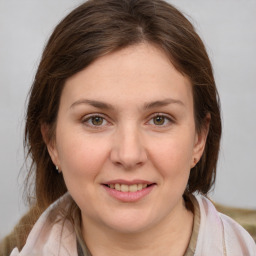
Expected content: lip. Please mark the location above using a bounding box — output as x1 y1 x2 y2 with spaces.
103 179 153 185
101 180 156 202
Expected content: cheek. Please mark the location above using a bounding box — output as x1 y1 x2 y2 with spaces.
56 132 110 178
148 133 194 177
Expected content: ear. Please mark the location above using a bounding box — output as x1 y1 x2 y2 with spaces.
191 114 210 168
41 123 60 168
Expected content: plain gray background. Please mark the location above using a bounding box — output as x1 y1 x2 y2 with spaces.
0 0 256 238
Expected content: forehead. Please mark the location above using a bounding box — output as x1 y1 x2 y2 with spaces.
61 43 193 109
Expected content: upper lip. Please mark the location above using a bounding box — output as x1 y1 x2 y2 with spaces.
102 179 154 185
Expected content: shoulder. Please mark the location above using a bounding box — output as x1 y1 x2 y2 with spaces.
9 193 77 256
218 212 256 255
193 194 256 256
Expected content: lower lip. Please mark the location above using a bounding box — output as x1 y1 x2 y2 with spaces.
102 185 155 202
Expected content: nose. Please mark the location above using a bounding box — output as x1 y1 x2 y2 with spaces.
110 125 148 170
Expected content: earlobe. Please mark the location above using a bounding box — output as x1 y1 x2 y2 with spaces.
192 114 211 167
41 123 60 168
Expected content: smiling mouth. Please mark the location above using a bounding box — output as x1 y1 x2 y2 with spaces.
103 183 154 192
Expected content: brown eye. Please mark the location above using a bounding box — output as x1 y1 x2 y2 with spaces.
147 114 173 127
82 114 109 129
91 116 104 126
153 116 165 125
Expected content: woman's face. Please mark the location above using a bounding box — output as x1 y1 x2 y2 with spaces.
47 43 207 234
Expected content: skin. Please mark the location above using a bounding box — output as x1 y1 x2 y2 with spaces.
45 43 208 256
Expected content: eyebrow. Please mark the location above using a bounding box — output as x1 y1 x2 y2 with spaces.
70 98 184 110
143 98 184 109
70 99 114 110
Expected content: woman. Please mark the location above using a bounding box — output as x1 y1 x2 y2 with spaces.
1 0 255 255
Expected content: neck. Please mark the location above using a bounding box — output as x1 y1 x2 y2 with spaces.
81 198 194 256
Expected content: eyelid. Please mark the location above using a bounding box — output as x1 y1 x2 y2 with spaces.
81 113 103 121
81 112 174 129
146 112 174 126
81 113 111 128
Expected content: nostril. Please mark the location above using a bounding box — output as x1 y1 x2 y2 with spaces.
109 138 148 169
113 161 123 167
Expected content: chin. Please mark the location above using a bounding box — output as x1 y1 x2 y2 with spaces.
109 221 151 234
101 211 156 234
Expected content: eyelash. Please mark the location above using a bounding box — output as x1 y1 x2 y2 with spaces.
82 114 110 129
147 113 174 127
81 113 174 129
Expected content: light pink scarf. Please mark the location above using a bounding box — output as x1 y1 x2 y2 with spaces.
10 193 256 256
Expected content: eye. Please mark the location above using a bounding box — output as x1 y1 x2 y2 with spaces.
147 114 173 127
82 114 108 128
90 116 104 126
152 116 165 125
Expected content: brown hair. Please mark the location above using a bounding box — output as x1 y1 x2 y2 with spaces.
25 0 221 211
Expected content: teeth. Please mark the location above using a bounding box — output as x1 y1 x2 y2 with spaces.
137 184 143 190
115 184 121 191
108 183 149 192
121 184 129 192
129 184 137 192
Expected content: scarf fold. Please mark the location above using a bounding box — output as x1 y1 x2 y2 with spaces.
10 193 256 256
